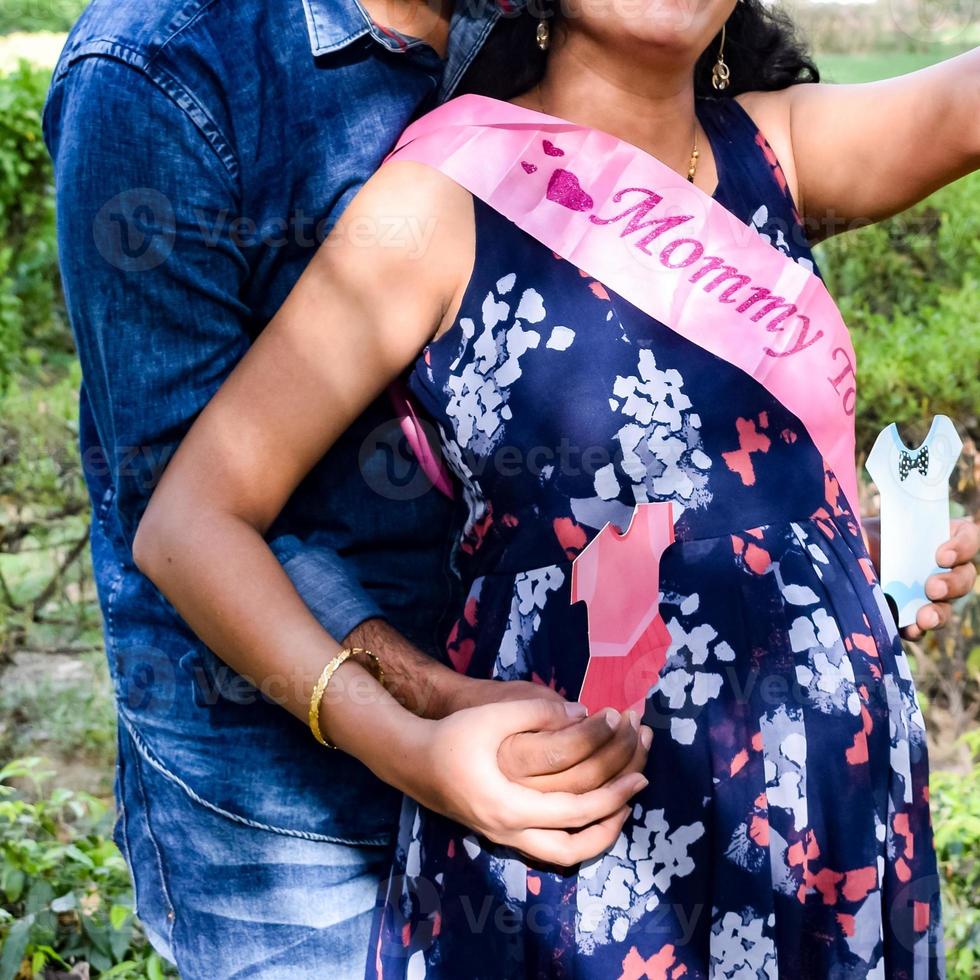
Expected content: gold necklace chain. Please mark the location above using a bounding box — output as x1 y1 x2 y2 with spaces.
534 85 701 184
687 125 699 183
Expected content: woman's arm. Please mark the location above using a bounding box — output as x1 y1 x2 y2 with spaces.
741 48 980 240
132 161 647 864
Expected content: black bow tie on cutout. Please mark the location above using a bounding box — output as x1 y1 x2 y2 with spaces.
899 446 929 481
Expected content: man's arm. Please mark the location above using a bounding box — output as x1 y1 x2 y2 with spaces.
350 617 652 794
45 55 385 643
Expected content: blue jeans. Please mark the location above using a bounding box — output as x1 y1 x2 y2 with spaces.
114 722 391 978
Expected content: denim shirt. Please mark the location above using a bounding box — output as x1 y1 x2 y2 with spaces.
43 0 512 844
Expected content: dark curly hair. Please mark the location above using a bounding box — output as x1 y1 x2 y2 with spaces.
456 0 819 100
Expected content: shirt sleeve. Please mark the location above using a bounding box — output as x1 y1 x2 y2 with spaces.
44 55 383 640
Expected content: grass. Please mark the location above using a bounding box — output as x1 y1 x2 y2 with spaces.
816 38 976 84
819 48 953 83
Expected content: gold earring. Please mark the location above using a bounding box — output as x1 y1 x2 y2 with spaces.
536 18 550 52
712 24 731 91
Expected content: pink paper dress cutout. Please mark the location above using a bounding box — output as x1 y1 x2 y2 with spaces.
571 502 675 714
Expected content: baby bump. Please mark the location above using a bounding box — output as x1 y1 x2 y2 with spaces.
444 515 911 743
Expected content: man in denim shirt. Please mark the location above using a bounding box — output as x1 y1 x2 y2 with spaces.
44 0 659 973
42 1 539 975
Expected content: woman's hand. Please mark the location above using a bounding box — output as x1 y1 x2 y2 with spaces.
903 518 980 640
403 697 649 868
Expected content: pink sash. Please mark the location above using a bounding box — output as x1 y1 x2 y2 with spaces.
387 381 455 499
386 94 860 518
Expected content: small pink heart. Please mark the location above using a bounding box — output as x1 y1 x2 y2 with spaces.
542 139 565 157
547 169 594 212
521 161 538 174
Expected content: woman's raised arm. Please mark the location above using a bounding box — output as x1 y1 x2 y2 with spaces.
743 47 980 240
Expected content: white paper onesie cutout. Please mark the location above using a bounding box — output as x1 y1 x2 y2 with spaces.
865 415 962 628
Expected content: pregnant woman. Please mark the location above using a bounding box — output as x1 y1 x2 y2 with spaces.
135 0 979 976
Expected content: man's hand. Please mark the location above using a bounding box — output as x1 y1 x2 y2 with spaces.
346 619 652 799
903 518 979 640
445 674 651 792
343 617 480 719
499 706 651 793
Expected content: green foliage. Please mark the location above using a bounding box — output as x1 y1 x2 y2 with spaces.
816 172 980 454
0 366 91 660
931 731 980 980
817 48 973 84
0 656 116 769
0 364 83 512
0 63 69 393
0 2 86 36
797 4 977 58
0 759 175 979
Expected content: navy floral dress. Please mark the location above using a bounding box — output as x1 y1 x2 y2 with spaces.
368 97 944 979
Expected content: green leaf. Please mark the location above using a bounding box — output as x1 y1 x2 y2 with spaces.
147 952 166 980
109 921 131 963
109 903 130 932
64 844 95 869
0 914 34 980
0 759 41 785
50 891 78 913
101 962 141 979
88 948 112 972
32 945 68 969
24 878 54 915
81 914 111 956
1 866 24 904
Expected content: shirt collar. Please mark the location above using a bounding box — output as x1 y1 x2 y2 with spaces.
440 0 527 101
301 0 373 57
301 0 528 65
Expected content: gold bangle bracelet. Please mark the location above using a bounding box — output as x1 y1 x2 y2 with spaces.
308 647 384 749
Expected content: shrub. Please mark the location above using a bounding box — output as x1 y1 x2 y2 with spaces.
0 759 175 979
0 63 69 392
0 2 86 36
817 172 980 454
931 731 980 980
